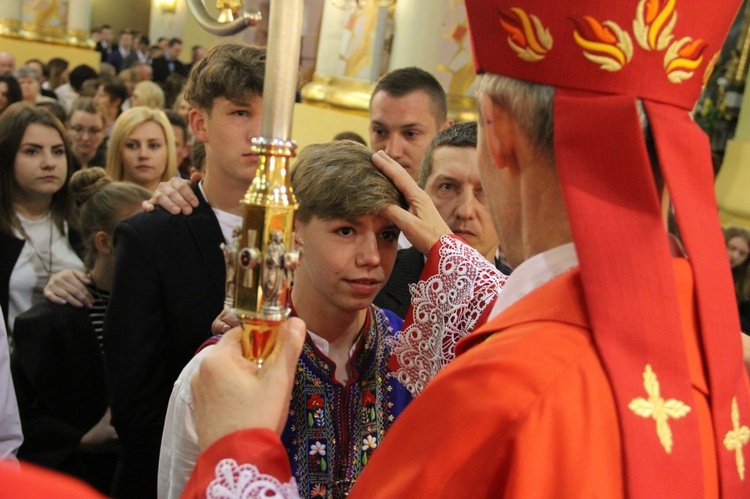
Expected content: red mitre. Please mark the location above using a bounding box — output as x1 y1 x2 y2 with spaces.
465 0 749 497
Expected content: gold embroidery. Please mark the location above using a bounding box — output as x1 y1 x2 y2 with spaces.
633 0 677 51
573 16 633 72
498 7 552 62
628 364 691 453
664 36 706 84
724 397 750 480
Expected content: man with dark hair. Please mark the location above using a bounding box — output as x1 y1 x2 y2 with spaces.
152 37 187 83
135 34 150 64
188 45 207 72
369 67 452 182
103 43 267 498
55 64 97 114
108 29 138 73
375 121 501 319
94 79 128 135
95 25 113 63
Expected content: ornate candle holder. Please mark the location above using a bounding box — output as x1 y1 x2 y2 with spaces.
222 138 299 367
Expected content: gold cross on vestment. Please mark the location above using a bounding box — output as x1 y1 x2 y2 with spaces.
628 364 691 453
724 397 750 480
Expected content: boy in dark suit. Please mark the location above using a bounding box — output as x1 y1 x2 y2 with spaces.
103 43 266 499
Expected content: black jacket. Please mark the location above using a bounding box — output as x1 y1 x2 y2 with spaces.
103 185 225 497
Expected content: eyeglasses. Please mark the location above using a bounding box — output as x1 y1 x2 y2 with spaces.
70 125 104 136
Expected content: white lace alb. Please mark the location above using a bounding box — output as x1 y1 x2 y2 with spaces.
389 236 507 396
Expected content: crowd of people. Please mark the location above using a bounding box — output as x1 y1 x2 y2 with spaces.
0 30 510 496
1 0 750 496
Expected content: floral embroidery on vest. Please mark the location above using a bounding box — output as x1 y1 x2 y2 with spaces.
388 235 506 396
282 306 411 498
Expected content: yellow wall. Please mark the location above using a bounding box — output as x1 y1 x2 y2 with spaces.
0 36 100 69
91 0 151 35
292 103 370 152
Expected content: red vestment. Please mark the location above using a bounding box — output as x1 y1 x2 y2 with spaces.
184 249 736 497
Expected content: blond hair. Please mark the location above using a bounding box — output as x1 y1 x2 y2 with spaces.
132 80 165 109
106 106 176 184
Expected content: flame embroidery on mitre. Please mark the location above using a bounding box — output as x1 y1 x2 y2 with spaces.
572 16 633 72
633 0 677 51
498 7 552 62
664 36 706 83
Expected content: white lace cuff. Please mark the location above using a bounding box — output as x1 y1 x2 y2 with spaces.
206 459 300 499
389 235 506 396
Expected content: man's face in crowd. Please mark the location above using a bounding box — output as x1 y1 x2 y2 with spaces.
101 27 113 44
424 145 499 261
369 90 445 182
191 94 262 186
0 52 15 76
168 43 182 60
171 124 190 166
119 33 134 51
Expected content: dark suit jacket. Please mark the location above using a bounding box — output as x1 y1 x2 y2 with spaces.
95 42 112 63
151 56 187 83
108 47 139 73
374 246 425 319
12 302 115 491
104 185 225 497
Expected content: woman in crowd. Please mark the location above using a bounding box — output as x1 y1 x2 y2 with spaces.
68 97 108 171
130 80 165 109
0 75 22 117
46 57 70 92
0 103 84 333
15 65 57 105
105 106 176 192
12 167 151 495
725 226 750 331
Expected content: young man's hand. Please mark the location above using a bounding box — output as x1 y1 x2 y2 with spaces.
142 172 203 215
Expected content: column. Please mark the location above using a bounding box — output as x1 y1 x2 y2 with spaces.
390 0 476 121
301 0 394 112
716 61 750 228
0 0 22 37
66 0 91 46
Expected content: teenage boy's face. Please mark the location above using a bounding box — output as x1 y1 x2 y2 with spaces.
294 213 399 313
191 95 262 186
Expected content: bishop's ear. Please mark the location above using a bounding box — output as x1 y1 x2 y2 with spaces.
479 94 519 172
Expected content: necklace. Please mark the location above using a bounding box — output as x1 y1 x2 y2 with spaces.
18 213 54 278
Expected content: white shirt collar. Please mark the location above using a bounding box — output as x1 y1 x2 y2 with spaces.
306 330 358 359
489 243 578 320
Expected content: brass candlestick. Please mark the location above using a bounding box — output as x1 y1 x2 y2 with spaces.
220 0 304 367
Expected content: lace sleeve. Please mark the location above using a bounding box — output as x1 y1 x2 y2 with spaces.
389 235 507 396
206 459 299 499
